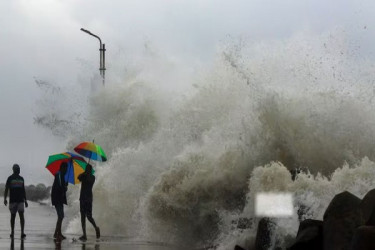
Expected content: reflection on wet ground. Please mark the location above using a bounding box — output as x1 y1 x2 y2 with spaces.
0 202 191 250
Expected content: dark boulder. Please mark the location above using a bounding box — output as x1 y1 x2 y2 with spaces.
254 218 275 250
234 245 247 250
349 226 375 250
359 189 375 226
323 191 361 220
287 219 323 250
323 191 362 250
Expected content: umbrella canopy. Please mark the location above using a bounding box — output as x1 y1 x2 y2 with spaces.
46 152 93 184
74 141 107 162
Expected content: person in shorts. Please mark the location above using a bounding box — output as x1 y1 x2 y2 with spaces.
51 162 68 241
78 164 100 241
3 164 28 239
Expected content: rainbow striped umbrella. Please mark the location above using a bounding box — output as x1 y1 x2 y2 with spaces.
46 152 93 184
74 141 107 162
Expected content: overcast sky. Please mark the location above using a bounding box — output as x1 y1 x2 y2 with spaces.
1 0 375 184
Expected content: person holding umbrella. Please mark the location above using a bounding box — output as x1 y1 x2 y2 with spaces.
78 163 100 240
3 164 28 239
51 162 68 241
73 141 106 240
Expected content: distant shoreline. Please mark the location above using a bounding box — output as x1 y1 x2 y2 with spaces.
0 183 51 202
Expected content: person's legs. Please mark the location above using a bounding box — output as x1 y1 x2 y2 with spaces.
10 213 16 238
58 218 65 239
54 205 65 240
87 215 100 239
10 237 14 249
55 218 66 240
85 201 100 239
79 200 87 240
79 200 100 240
19 212 26 238
54 218 59 238
59 219 66 239
85 202 97 228
86 215 97 228
17 203 26 238
79 212 87 240
54 205 60 238
54 218 63 239
9 203 18 238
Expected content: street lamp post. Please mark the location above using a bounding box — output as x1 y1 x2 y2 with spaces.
80 28 106 86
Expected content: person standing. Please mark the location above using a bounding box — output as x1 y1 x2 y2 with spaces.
51 162 68 241
3 164 28 239
78 164 100 241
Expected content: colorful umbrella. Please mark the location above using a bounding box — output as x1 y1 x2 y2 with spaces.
74 141 107 162
46 152 93 184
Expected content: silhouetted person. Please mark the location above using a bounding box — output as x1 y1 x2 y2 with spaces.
3 164 28 239
51 162 68 241
78 164 100 240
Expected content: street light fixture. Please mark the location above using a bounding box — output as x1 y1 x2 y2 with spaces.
80 28 106 86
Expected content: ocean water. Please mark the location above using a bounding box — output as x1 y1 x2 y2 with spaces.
34 31 375 249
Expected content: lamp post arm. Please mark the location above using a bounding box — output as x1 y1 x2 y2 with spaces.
80 28 102 47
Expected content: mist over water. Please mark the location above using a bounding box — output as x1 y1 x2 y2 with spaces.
36 31 375 249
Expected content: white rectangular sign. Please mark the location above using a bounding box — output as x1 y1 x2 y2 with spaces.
255 192 294 217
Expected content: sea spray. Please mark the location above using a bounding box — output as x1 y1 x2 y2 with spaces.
34 31 375 248
214 158 375 249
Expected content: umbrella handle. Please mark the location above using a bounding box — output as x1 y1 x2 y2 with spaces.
89 138 93 165
67 159 72 183
90 139 94 164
